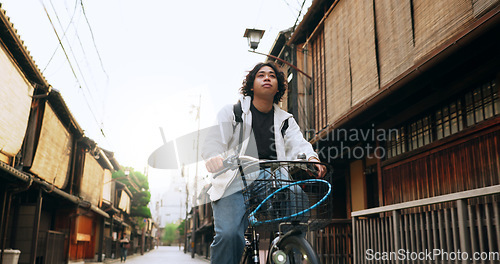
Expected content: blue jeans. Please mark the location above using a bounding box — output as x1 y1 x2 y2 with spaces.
210 190 248 264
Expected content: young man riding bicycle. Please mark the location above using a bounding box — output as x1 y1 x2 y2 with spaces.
202 62 325 264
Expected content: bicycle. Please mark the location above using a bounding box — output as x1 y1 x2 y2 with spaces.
213 155 333 264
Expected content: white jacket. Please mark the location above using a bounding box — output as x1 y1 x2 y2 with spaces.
202 96 318 201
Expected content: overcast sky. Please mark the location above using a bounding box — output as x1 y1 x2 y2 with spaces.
1 0 312 197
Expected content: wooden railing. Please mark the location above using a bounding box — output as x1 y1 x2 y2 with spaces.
310 219 352 264
352 185 500 264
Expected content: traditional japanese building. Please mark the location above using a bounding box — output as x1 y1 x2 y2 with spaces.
0 5 148 264
276 0 500 263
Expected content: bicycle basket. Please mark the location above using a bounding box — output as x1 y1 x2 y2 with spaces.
242 160 332 231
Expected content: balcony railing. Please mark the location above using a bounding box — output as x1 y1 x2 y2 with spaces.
310 219 352 264
352 185 500 264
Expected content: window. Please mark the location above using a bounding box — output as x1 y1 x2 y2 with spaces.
387 126 406 159
435 99 463 140
465 80 498 126
386 79 499 159
408 115 433 151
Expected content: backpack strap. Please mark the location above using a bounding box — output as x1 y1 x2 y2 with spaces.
281 118 289 138
233 100 243 123
233 101 244 152
232 100 246 183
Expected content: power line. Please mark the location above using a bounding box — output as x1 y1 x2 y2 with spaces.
72 0 111 139
282 0 301 15
42 0 79 73
292 0 307 30
80 0 109 80
47 0 97 107
40 0 105 137
66 2 101 95
40 1 80 88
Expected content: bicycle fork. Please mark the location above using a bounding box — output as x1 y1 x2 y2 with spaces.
241 228 260 264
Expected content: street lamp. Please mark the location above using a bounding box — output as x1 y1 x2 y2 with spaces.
243 28 311 79
243 28 265 50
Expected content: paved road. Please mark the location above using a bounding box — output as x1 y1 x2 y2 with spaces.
113 246 209 264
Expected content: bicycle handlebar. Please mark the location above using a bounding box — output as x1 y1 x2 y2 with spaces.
212 154 331 179
212 155 259 179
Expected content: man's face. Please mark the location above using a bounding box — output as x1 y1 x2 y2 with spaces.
252 66 278 101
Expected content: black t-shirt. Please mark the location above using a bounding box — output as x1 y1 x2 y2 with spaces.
245 103 277 160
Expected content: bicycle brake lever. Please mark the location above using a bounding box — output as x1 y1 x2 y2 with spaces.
222 154 237 168
296 153 306 160
213 155 238 179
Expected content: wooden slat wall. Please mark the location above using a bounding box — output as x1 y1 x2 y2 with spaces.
80 152 104 206
374 0 415 88
295 43 312 131
30 104 72 188
0 43 34 160
413 0 474 62
473 0 499 17
324 0 351 122
314 222 352 264
348 0 379 106
312 29 327 133
316 0 500 129
324 0 379 123
382 128 500 205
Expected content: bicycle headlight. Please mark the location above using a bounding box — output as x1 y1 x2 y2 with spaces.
271 250 286 264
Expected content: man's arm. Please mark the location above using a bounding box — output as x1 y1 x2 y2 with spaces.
201 104 235 173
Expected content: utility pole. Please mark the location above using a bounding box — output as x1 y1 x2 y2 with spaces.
191 94 201 258
182 164 189 254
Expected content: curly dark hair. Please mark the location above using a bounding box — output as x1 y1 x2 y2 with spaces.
240 62 288 104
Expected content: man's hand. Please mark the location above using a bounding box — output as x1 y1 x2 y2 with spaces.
205 156 224 173
309 157 326 178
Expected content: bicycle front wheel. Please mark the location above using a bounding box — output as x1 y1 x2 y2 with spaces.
271 235 320 264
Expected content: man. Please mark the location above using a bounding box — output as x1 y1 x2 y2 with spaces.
202 62 325 264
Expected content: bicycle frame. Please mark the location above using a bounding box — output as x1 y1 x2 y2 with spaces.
240 226 260 264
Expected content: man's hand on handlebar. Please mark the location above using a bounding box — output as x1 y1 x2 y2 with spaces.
205 156 224 173
308 157 326 178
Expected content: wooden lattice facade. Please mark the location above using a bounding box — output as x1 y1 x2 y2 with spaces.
286 0 500 263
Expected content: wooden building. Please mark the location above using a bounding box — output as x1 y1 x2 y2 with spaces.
188 184 213 260
273 0 500 263
184 0 500 263
0 5 145 264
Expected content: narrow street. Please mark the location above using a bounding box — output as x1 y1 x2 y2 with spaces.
111 247 209 264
